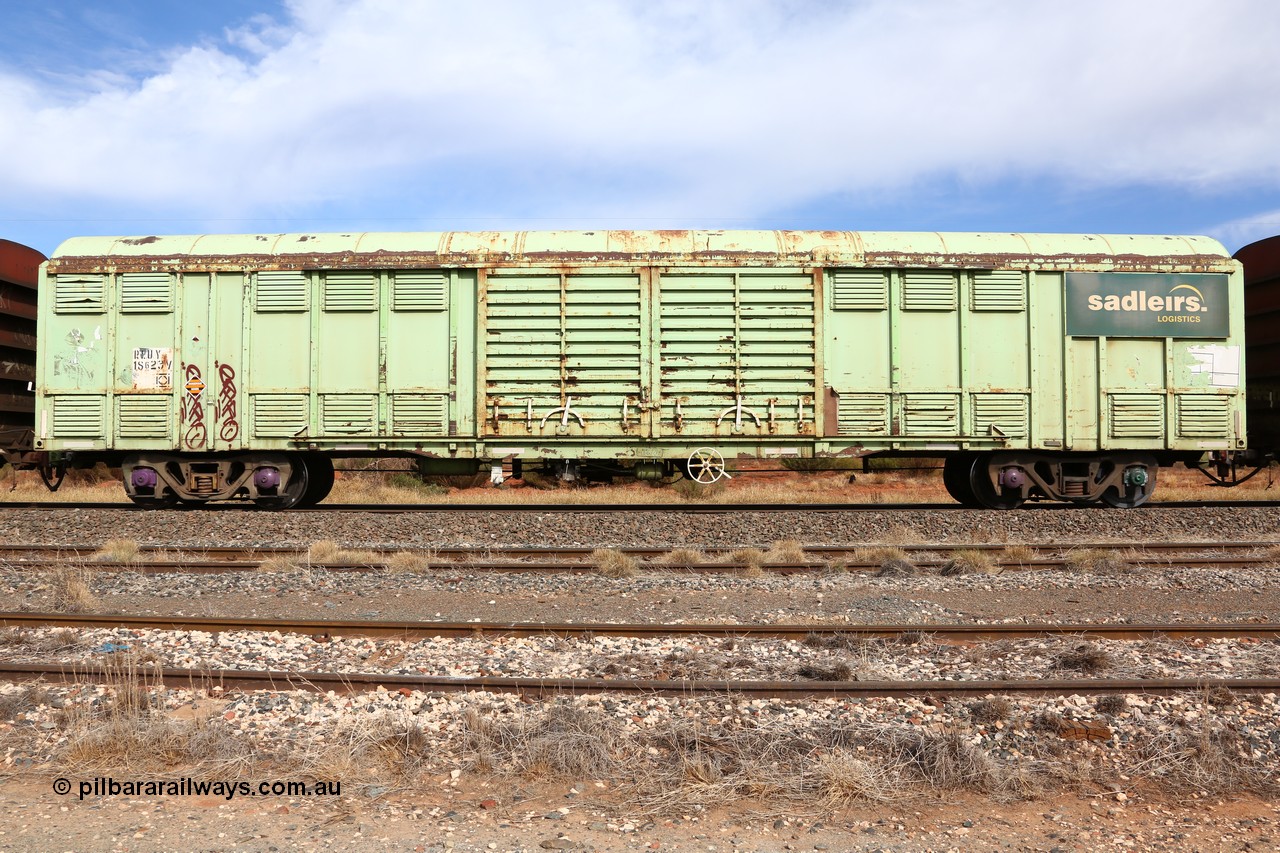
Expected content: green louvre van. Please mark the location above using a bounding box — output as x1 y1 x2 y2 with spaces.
33 230 1243 508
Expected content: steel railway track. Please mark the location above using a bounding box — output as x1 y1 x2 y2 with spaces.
1 540 1274 574
0 661 1274 700
3 611 1277 642
5 613 1275 698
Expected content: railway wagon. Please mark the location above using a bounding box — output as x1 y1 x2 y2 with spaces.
0 239 44 453
1235 235 1280 454
33 230 1244 508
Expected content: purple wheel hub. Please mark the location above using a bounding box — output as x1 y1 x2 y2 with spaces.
130 467 158 489
254 467 281 489
998 466 1025 489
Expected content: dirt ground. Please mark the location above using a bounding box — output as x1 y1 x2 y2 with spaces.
0 776 1276 852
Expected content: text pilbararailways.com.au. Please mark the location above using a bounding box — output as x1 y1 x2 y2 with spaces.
52 777 341 801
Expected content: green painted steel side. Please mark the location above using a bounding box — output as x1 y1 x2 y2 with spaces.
33 231 1246 462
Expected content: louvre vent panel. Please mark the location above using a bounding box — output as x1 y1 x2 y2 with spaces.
971 393 1029 438
836 393 889 435
391 394 448 435
1176 394 1231 438
322 272 377 311
659 272 816 435
52 396 104 437
54 275 105 313
971 270 1026 312
116 396 170 438
120 273 174 313
255 271 309 312
1108 394 1165 438
393 272 448 311
831 270 888 310
485 274 643 433
321 394 376 435
902 394 960 436
252 394 308 437
902 272 958 311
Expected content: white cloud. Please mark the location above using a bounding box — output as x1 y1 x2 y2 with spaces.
2 0 1279 223
1207 209 1280 250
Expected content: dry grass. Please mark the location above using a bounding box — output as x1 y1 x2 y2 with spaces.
48 565 98 612
0 684 55 720
257 553 307 573
1127 724 1276 795
1001 545 1038 568
463 701 620 778
257 540 383 572
724 548 767 578
764 539 807 564
796 662 853 682
875 557 919 578
853 545 908 565
0 627 86 653
306 539 382 566
1053 641 1112 673
875 729 1003 793
938 549 999 577
60 655 252 778
591 548 640 579
968 697 1013 725
91 539 141 563
385 551 433 573
1062 548 1133 575
654 547 705 566
803 750 904 806
286 716 433 785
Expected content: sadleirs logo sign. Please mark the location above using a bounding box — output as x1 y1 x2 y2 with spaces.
1065 272 1229 338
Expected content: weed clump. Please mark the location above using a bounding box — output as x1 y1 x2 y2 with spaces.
1001 545 1037 568
875 557 918 578
1129 725 1275 795
386 551 433 573
591 548 640 579
725 548 767 578
764 539 807 564
796 662 853 682
1053 641 1112 673
463 702 620 778
655 548 704 566
92 539 141 563
49 565 98 612
1063 549 1132 575
307 540 382 566
938 549 998 577
969 697 1013 725
673 479 726 501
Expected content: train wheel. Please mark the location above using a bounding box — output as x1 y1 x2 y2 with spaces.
1099 457 1157 508
255 459 309 510
969 453 1025 510
942 455 980 506
296 455 335 507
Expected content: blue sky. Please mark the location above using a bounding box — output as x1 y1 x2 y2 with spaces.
2 0 1280 257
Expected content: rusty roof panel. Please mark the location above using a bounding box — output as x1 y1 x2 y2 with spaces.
0 239 46 288
47 230 1236 275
